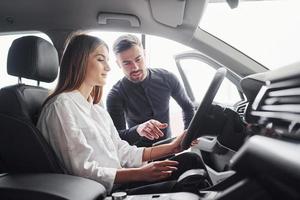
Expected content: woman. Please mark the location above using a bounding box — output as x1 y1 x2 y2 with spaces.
37 34 206 194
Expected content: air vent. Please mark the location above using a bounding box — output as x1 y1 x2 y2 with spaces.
251 76 300 138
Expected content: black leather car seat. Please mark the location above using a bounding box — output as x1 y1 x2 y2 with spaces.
0 36 66 174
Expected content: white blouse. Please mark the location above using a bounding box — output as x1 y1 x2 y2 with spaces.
37 90 145 192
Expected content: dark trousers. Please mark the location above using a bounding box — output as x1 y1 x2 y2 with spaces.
112 152 210 195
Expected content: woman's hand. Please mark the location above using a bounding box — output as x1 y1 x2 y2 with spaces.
168 131 199 154
137 160 178 182
191 138 199 146
142 131 198 162
169 131 187 154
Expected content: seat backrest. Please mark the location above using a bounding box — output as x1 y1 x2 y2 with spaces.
0 36 66 173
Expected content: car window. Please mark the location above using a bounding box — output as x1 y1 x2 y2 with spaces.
178 58 241 107
0 32 56 89
200 0 300 70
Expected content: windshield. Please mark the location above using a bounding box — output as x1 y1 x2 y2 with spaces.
200 0 300 70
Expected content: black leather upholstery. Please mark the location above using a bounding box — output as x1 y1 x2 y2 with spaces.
7 36 58 82
0 85 49 124
0 36 65 173
0 173 106 200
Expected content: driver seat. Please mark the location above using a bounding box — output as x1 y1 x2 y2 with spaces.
0 36 66 174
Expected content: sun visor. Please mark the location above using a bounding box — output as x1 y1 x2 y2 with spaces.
149 0 186 28
98 13 140 28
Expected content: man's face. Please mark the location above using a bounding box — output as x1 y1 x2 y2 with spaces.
116 45 147 83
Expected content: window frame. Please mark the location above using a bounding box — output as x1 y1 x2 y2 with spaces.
174 50 244 107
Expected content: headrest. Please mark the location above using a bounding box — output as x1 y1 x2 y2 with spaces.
7 36 59 83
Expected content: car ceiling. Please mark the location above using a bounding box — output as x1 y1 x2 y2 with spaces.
0 0 206 47
0 0 267 78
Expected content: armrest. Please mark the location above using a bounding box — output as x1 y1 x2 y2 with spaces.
0 173 106 200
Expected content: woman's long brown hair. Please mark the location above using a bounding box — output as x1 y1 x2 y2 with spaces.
44 33 108 105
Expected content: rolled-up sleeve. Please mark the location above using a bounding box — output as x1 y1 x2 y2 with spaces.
106 112 145 168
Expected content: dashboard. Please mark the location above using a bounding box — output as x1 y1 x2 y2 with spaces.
227 63 300 199
241 63 300 140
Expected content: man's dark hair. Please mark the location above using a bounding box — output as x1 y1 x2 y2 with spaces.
113 34 142 55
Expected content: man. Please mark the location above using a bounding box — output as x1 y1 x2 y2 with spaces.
106 34 194 147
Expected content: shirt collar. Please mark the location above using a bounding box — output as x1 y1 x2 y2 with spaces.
67 90 93 111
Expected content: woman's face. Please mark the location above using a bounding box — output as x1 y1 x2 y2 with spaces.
85 44 110 87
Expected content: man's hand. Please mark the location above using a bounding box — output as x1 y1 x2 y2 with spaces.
137 119 168 140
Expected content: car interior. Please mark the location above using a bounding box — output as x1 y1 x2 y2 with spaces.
0 0 299 199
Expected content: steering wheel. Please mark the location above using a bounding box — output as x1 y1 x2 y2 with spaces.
181 68 227 150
